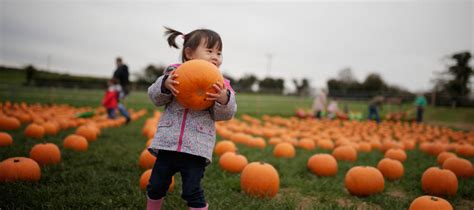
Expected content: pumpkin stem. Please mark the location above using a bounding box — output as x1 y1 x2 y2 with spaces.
430 196 438 201
13 159 20 163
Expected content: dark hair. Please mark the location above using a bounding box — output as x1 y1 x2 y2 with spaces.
164 26 223 62
116 57 122 63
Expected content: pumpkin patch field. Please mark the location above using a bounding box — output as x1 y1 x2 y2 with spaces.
1 88 474 209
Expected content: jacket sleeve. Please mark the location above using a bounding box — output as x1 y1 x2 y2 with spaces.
209 90 237 121
148 75 174 107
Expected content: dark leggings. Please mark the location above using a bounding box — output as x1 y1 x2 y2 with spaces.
146 150 207 208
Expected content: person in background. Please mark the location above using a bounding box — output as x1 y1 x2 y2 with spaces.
327 98 339 119
312 89 327 119
414 93 427 123
102 78 121 119
112 57 131 123
368 96 384 123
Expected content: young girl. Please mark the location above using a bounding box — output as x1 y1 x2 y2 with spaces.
102 78 121 119
146 27 237 210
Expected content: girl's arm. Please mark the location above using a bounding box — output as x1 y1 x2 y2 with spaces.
147 66 177 107
209 90 237 121
148 75 173 106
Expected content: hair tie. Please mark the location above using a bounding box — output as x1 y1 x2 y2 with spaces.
181 34 186 40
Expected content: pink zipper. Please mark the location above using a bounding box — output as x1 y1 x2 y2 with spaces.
176 108 189 152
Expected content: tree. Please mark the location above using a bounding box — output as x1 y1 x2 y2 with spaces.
259 77 284 94
134 64 166 85
362 73 387 92
293 78 310 96
338 67 357 83
445 51 473 97
235 74 258 93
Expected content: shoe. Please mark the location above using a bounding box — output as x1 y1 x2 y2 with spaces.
125 117 131 124
189 203 208 210
147 197 163 210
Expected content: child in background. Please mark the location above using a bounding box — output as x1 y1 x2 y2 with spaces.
102 78 121 119
327 98 339 119
146 27 237 210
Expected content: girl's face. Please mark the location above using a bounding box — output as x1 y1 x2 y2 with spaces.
185 39 222 68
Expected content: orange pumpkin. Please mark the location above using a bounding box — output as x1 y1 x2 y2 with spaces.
384 148 407 162
421 167 458 196
332 145 357 162
455 144 474 157
139 149 156 170
442 157 473 178
0 157 41 182
317 139 335 150
273 142 296 158
240 162 279 198
437 152 457 166
42 122 59 136
307 154 338 176
139 169 174 192
63 134 89 152
75 126 97 141
377 158 404 180
0 132 13 146
214 140 237 156
174 60 224 110
344 166 384 196
219 152 248 173
24 123 45 139
297 139 315 150
29 143 61 166
0 116 21 130
357 142 372 152
409 196 453 210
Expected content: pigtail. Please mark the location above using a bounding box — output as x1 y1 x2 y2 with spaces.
164 26 184 49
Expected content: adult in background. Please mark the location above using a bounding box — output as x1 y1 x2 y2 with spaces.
113 57 131 123
368 96 384 123
414 93 427 123
312 89 327 119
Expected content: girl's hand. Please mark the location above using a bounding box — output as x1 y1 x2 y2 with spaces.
164 72 180 96
206 83 229 104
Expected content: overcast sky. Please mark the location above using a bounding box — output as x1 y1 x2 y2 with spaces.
1 0 473 92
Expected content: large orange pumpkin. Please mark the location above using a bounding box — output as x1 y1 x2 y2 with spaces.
384 148 407 162
307 154 338 176
0 132 13 146
344 166 384 196
42 122 59 136
297 139 315 150
139 169 174 192
63 134 88 152
409 196 453 210
421 167 458 196
376 158 404 180
332 145 357 162
24 123 45 139
240 162 279 198
442 157 473 178
0 157 41 182
437 152 457 166
75 126 97 141
139 149 156 169
214 140 237 156
174 60 224 110
29 143 61 166
273 142 296 158
317 139 335 150
0 116 21 130
219 152 248 173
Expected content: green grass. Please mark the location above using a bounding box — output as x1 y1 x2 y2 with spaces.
1 85 474 209
1 118 473 209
